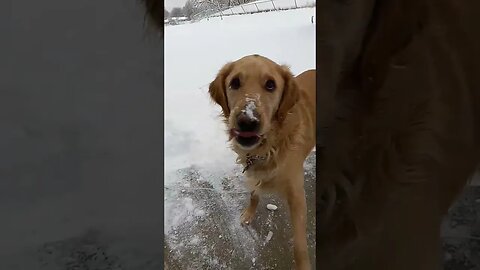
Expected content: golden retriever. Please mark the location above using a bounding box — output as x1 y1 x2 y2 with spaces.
209 55 316 270
317 0 480 269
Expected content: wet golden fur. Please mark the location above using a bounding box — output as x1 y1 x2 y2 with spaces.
209 55 316 269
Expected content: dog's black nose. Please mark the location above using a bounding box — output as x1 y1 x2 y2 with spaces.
237 114 260 132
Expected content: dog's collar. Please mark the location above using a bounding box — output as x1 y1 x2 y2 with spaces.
242 153 266 173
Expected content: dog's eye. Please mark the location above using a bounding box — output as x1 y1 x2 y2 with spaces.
265 79 276 91
229 77 241 90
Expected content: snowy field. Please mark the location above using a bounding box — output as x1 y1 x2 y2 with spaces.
164 7 316 269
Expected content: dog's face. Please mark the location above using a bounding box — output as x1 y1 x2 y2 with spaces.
209 55 298 151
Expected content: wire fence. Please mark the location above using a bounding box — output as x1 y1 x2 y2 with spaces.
191 0 315 21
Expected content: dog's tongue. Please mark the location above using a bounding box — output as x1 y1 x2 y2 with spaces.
230 129 258 138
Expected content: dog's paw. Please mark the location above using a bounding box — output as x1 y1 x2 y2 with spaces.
240 208 256 225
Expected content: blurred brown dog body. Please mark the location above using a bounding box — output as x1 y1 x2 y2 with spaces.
318 0 480 269
209 55 316 269
140 0 480 268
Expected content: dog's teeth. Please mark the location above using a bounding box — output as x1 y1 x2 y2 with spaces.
266 204 278 211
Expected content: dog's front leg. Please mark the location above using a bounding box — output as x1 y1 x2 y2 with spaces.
240 190 259 225
286 180 311 270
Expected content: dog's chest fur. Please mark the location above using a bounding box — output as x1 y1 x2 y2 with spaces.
237 150 288 193
244 166 279 192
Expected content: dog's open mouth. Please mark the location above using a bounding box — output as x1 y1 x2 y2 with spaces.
230 129 261 147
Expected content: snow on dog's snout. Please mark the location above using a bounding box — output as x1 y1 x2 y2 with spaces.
242 96 259 121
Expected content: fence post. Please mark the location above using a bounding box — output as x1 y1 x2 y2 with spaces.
254 3 259 12
294 0 298 8
271 0 277 10
240 5 246 13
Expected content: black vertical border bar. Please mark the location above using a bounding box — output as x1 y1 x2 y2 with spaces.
157 15 166 270
315 2 321 268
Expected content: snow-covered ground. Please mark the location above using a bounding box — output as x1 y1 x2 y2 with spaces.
164 7 316 269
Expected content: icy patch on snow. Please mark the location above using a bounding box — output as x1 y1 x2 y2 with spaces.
164 169 262 268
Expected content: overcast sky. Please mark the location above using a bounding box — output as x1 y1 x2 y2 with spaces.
165 0 188 11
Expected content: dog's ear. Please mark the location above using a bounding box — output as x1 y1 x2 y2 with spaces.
277 65 300 122
209 62 234 118
359 0 427 101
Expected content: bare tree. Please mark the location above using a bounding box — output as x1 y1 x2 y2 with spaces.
170 7 185 18
183 0 195 19
187 0 254 19
164 8 170 18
